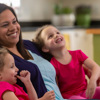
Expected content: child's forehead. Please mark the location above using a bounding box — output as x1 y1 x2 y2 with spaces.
4 53 14 62
43 26 58 33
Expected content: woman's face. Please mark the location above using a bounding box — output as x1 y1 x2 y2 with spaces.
0 9 20 47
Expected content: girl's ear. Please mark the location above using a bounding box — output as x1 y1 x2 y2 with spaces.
42 46 49 53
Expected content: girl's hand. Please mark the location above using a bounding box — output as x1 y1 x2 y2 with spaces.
40 90 55 100
17 70 31 84
86 79 96 99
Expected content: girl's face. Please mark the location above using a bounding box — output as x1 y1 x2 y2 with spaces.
0 53 19 85
41 26 66 53
0 9 20 47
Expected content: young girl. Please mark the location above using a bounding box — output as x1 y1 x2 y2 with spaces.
0 47 55 100
33 25 100 99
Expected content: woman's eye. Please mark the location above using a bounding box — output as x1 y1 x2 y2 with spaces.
1 24 8 27
13 20 17 24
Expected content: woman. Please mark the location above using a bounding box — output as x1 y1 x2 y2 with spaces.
0 3 48 99
0 3 66 100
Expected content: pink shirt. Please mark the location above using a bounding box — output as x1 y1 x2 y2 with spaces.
50 50 88 99
0 82 29 100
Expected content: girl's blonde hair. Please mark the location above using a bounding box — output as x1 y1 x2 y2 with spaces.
32 25 52 50
32 25 53 61
0 47 8 71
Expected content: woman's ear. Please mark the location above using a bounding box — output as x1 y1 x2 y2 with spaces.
42 46 49 53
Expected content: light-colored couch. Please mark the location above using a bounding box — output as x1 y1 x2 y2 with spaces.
22 31 35 40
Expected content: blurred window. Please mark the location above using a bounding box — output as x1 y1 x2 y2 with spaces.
0 0 20 8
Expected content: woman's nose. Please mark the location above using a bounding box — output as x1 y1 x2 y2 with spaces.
9 24 16 31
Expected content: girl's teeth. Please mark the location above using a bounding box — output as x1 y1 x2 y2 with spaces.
56 38 62 43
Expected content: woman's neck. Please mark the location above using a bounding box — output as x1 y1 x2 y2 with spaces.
6 46 24 59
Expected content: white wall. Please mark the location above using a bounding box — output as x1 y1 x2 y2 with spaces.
17 0 54 21
16 0 100 21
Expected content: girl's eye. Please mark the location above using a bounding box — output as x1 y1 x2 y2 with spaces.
11 64 14 68
57 32 60 34
11 66 14 68
48 34 53 39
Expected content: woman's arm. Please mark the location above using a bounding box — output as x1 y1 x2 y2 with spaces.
2 91 18 100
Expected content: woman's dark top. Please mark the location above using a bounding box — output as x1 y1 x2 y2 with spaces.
11 40 47 98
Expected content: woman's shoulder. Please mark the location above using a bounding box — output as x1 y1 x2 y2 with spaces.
23 40 37 50
23 40 41 56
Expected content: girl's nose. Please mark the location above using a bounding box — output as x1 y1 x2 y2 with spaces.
15 66 19 72
55 34 59 38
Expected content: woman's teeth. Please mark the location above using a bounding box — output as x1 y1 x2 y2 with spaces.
11 33 17 36
8 33 17 36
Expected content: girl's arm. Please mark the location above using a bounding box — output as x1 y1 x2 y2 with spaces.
17 70 38 100
2 91 18 100
83 64 100 86
84 58 100 81
83 58 100 99
18 70 55 100
83 64 91 78
24 81 55 100
38 91 55 100
24 79 38 100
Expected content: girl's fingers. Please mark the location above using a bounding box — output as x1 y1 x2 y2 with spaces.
20 70 29 77
16 75 21 80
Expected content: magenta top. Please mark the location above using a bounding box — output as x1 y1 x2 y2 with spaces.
0 82 29 100
50 50 88 99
